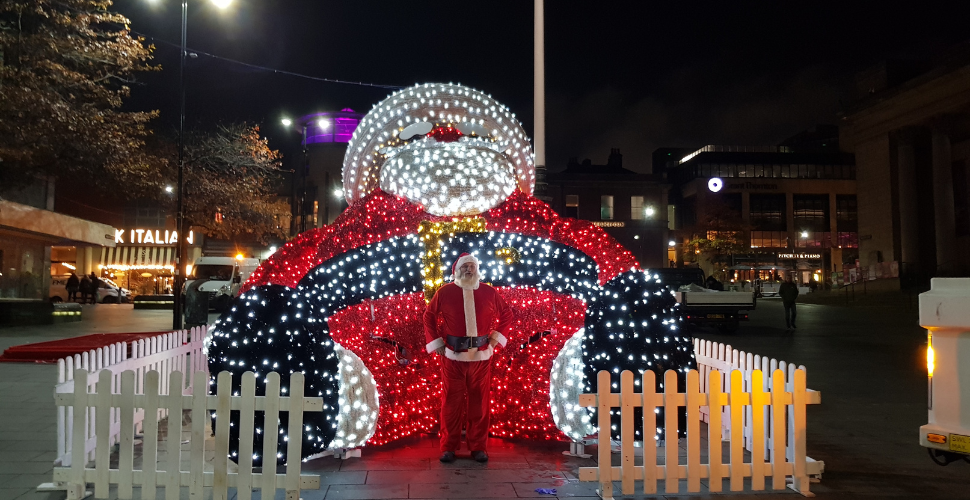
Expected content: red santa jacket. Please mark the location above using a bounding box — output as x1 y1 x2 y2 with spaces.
423 282 514 362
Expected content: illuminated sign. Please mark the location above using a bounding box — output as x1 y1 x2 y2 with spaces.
114 229 194 245
777 253 822 259
591 221 626 228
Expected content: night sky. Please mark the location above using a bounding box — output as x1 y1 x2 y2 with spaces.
116 0 970 174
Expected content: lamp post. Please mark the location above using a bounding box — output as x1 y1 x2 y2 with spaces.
281 117 309 233
155 0 231 330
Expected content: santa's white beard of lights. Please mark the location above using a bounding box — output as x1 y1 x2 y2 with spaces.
379 138 517 216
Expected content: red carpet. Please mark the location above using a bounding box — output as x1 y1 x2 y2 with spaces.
0 332 171 364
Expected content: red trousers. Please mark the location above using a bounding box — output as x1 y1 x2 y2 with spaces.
439 357 492 452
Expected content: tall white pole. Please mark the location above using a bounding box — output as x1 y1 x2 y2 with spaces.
534 0 547 198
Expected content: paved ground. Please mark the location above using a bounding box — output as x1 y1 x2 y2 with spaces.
0 297 967 499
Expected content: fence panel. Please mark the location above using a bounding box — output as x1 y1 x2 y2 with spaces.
53 327 208 469
579 368 820 498
52 369 322 500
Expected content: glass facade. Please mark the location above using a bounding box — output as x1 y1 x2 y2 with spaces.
0 234 48 299
690 163 855 180
749 194 786 231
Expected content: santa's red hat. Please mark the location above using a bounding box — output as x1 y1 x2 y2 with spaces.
452 253 479 277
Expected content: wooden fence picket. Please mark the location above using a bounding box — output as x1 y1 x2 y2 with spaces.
213 371 232 500
118 371 136 499
596 370 612 500
641 370 658 495
770 369 787 490
619 371 634 495
190 371 208 499
664 370 680 494
285 373 307 500
261 372 282 495
238 372 256 500
143 370 160 500
708 369 725 493
164 371 183 500
685 370 701 493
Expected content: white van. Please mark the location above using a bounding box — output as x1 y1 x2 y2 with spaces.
186 256 260 311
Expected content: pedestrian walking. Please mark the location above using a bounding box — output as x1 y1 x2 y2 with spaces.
66 272 80 302
779 275 799 331
423 253 514 463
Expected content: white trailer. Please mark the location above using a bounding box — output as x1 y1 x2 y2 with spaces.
919 278 970 465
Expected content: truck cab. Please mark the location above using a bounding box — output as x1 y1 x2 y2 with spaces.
186 256 260 311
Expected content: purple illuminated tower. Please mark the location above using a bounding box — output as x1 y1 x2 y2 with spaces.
292 109 363 232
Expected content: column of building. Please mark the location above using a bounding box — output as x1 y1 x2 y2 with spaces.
931 125 957 273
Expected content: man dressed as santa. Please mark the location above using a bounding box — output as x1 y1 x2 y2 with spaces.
424 253 514 463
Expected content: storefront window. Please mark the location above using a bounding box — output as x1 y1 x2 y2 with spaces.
600 195 614 220
0 235 47 299
750 194 786 231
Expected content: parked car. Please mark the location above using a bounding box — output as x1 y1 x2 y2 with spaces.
50 275 132 304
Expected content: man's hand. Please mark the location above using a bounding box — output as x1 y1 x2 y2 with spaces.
488 332 499 348
435 346 446 356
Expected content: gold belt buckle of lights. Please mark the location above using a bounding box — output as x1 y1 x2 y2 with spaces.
418 218 486 303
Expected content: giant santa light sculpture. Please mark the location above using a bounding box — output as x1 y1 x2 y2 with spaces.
205 83 696 465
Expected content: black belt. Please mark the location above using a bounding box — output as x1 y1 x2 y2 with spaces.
445 335 489 353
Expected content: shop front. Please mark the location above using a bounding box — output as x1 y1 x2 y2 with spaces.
99 228 200 297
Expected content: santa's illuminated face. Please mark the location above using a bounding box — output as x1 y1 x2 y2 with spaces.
342 84 536 217
455 261 481 289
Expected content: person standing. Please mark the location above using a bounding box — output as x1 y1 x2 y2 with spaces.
424 253 514 463
88 272 101 304
779 274 800 331
79 274 91 304
66 273 80 302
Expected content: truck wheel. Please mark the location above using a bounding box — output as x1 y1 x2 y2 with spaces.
717 322 740 334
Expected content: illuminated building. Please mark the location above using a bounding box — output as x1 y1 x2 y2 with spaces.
658 130 858 286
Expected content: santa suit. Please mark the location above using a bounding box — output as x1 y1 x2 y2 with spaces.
424 276 513 452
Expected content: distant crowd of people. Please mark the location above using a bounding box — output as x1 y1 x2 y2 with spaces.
65 272 102 304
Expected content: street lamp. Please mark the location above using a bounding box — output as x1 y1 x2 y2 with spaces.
154 0 232 330
280 117 310 233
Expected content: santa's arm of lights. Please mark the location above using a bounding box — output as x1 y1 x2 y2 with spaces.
423 291 445 353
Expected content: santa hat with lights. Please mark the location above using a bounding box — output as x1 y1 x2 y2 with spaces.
452 253 479 279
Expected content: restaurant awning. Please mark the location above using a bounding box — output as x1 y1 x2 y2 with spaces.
100 246 175 271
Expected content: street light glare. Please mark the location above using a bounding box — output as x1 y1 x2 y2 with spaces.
334 188 344 198
318 119 331 130
211 0 232 8
165 185 174 193
801 230 809 238
281 118 292 127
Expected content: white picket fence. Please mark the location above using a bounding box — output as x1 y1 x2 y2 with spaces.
53 327 208 468
579 368 821 498
52 369 322 500
693 338 824 478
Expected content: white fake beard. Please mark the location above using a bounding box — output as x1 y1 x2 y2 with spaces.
454 271 482 290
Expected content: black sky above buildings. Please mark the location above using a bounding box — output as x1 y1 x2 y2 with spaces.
117 0 970 173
